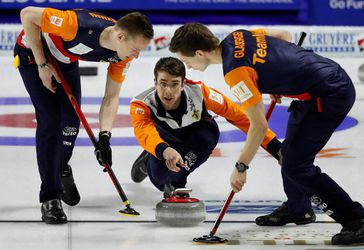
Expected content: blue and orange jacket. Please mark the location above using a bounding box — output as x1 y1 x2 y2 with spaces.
222 29 345 111
130 79 277 159
16 8 132 83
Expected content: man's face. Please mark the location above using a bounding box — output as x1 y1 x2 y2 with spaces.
155 71 184 111
116 32 150 59
176 51 209 72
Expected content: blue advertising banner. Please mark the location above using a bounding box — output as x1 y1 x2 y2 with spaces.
308 0 364 25
0 0 304 11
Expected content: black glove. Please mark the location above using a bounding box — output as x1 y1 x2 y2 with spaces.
95 131 112 167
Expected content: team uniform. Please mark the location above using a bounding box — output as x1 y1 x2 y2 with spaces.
14 8 131 202
221 29 364 225
130 79 278 191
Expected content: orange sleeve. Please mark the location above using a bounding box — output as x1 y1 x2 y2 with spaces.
224 66 262 111
201 83 276 148
108 58 133 83
41 8 78 41
130 100 168 158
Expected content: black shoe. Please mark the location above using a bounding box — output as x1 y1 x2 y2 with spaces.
332 219 364 245
255 203 316 226
131 150 149 183
41 199 67 224
61 165 80 206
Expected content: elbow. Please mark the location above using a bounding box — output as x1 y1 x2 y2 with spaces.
254 120 268 136
20 7 34 22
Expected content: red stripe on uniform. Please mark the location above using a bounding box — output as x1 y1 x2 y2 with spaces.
16 30 27 48
283 92 312 101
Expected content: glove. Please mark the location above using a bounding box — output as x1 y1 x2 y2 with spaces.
95 131 112 167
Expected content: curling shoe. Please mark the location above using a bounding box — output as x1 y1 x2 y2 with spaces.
41 199 67 224
255 202 316 226
61 165 80 206
332 219 364 245
131 150 149 183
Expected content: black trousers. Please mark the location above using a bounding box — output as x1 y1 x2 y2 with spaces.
281 68 364 225
147 120 220 192
15 44 81 202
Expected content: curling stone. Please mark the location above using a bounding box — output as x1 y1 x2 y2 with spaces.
155 189 205 227
359 63 364 82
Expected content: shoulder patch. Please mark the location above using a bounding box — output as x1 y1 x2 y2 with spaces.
209 89 223 104
135 107 145 115
50 16 63 27
230 81 253 103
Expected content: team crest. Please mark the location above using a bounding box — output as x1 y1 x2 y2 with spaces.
192 108 200 120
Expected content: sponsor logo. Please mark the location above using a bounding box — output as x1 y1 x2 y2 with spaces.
63 141 72 146
209 89 223 104
50 16 63 27
135 108 145 115
184 151 197 167
310 195 334 216
231 81 253 103
63 126 78 136
330 0 364 10
204 200 325 214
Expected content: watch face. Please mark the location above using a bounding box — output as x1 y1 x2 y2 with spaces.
236 162 248 172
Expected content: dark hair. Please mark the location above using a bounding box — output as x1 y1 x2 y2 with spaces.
169 22 220 57
154 57 186 80
116 12 154 40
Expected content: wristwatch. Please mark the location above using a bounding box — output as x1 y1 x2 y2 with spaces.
235 162 249 173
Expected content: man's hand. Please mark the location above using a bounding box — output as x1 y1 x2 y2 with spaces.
38 62 61 93
162 147 186 172
230 168 247 193
95 131 112 167
269 94 282 104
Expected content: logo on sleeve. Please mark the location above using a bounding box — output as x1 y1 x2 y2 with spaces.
135 108 145 115
50 16 63 27
209 89 223 104
231 81 253 102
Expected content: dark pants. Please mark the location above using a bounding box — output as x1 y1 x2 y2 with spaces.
15 45 81 203
281 68 364 225
147 121 220 192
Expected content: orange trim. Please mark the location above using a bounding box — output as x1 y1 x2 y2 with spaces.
200 82 276 148
130 100 167 158
108 58 133 83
